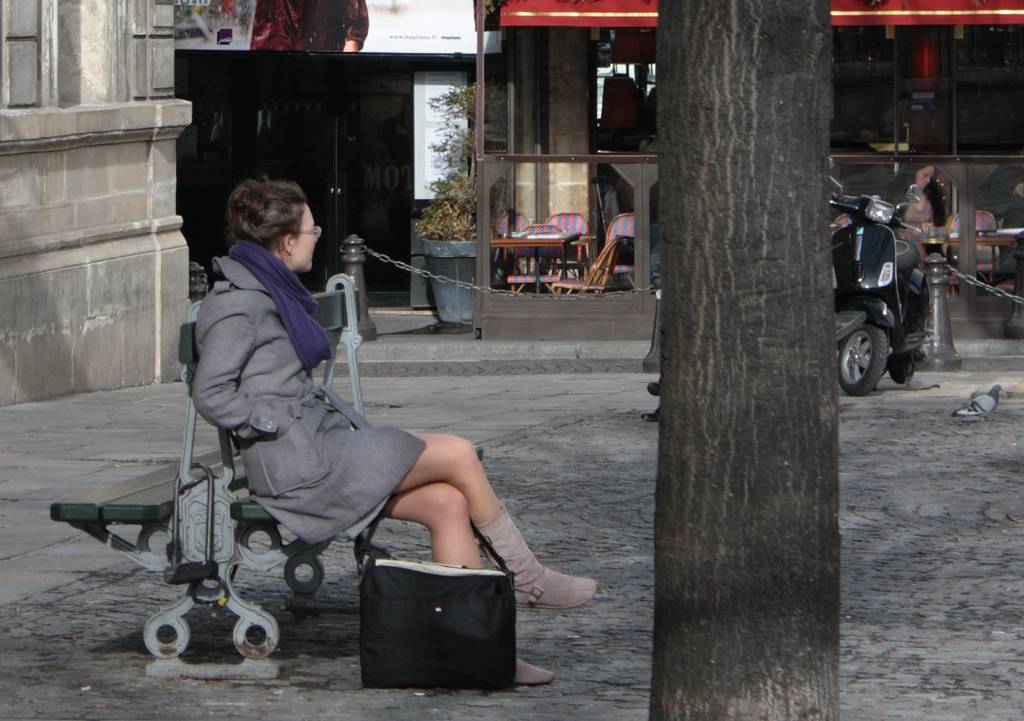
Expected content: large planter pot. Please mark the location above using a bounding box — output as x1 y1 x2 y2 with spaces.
421 239 476 324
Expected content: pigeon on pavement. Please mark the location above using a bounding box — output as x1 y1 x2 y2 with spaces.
951 384 1002 418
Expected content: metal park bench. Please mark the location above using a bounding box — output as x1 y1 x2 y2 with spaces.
50 274 365 676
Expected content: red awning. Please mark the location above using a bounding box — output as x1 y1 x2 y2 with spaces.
832 0 1024 26
498 0 657 28
497 1 1024 30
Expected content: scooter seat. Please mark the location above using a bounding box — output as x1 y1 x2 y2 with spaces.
895 239 922 274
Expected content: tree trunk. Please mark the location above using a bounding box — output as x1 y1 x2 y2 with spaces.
650 3 838 720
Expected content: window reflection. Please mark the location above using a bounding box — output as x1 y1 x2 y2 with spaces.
974 165 1024 290
896 27 953 155
832 26 894 152
956 26 1024 153
595 29 656 153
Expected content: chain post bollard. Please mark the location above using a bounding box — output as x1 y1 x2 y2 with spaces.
1003 233 1024 339
920 252 961 371
341 234 377 342
642 288 661 374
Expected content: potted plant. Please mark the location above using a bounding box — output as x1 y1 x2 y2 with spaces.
416 83 478 324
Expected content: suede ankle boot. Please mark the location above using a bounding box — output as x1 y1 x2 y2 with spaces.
514 658 555 685
477 507 597 609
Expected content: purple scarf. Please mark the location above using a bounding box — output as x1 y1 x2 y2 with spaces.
228 240 332 371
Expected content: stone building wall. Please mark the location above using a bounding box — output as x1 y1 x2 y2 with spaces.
0 0 191 405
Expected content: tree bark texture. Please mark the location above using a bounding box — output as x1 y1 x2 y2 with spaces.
651 2 838 720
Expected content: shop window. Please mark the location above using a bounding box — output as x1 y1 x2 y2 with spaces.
594 29 656 153
483 58 509 154
486 160 650 295
831 26 894 151
832 161 964 294
831 163 954 222
975 164 1024 291
956 26 1024 153
896 27 953 155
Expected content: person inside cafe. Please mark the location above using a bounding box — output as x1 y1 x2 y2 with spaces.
899 164 947 256
192 177 598 686
902 164 948 232
994 182 1024 277
1001 182 1024 230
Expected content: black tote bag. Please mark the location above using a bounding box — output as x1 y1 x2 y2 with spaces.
358 521 516 689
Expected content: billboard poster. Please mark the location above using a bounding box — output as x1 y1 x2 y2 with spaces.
175 0 499 54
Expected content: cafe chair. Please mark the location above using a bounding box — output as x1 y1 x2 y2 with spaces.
494 212 531 237
493 212 531 284
551 213 634 294
550 237 623 295
608 212 636 288
542 212 590 278
507 211 588 292
949 210 999 283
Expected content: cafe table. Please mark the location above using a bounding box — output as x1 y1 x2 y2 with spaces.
490 230 580 293
919 228 948 256
947 227 1024 283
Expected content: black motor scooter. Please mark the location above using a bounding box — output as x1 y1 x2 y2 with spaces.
831 183 929 396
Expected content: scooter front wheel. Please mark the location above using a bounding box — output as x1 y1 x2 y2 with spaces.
837 325 890 396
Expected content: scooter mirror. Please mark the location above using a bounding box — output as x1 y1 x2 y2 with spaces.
906 184 923 202
828 175 843 193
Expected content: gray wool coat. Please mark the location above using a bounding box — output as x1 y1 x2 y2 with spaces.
192 257 425 544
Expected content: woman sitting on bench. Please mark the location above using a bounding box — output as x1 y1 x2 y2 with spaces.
192 177 597 686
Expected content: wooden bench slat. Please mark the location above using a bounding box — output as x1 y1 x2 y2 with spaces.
49 450 223 524
101 484 176 522
231 500 275 523
50 466 177 522
311 290 344 332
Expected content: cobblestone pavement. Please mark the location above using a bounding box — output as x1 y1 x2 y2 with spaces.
3 369 1024 720
0 373 656 721
838 375 1024 721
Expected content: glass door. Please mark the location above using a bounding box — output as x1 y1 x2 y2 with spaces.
249 55 343 290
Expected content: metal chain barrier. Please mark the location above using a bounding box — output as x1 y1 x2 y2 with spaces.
368 244 1024 305
364 246 655 299
944 264 1024 306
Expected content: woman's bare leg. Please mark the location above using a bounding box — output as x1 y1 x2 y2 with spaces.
393 433 502 523
384 482 481 568
389 432 595 611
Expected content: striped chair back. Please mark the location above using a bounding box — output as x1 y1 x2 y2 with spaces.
607 213 635 285
528 213 589 259
494 212 530 237
607 212 635 241
972 210 999 274
949 210 997 235
976 209 997 232
544 212 588 235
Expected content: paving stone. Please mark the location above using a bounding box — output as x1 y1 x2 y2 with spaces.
2 370 1024 719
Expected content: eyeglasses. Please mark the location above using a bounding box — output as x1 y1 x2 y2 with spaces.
299 226 322 239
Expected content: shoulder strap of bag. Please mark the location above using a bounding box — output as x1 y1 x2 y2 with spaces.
354 508 390 575
355 507 513 579
471 524 513 578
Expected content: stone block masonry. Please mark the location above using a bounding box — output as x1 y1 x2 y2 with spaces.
0 100 192 406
